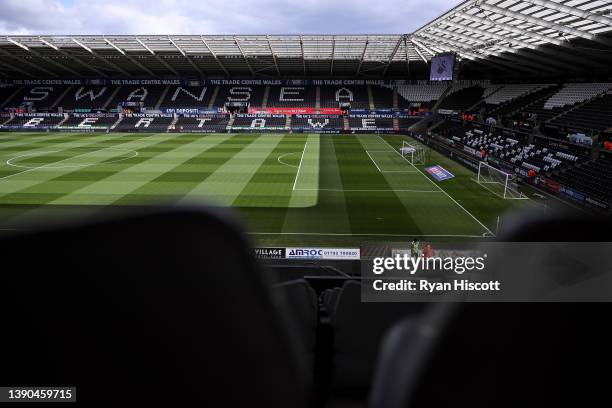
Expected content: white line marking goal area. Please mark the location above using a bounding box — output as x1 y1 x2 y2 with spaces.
366 150 419 173
374 135 495 237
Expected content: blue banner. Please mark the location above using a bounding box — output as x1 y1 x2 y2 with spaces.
425 165 455 181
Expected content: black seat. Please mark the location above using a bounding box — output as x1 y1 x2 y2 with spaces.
331 281 425 397
273 279 319 379
0 206 307 408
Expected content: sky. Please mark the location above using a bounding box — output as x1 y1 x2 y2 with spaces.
0 0 458 35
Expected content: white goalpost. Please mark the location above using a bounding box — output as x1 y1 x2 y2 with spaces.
476 161 527 200
400 140 427 165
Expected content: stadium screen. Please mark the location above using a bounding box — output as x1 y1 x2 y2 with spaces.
429 54 455 81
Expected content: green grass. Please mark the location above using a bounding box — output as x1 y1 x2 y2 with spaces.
0 131 556 246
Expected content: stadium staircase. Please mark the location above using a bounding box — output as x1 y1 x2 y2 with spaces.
155 86 171 110
0 86 23 108
393 117 399 131
315 86 321 110
367 85 375 109
261 86 270 109
51 86 73 109
207 86 220 109
392 87 398 110
226 115 235 132
57 114 70 127
505 85 562 117
168 116 179 131
102 86 121 110
110 115 124 130
431 83 453 112
468 85 504 113
343 116 349 131
285 115 291 130
0 114 13 126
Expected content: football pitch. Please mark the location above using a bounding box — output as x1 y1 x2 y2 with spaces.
0 131 539 246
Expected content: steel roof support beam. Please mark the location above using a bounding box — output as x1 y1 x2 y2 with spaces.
409 39 429 63
355 39 369 76
136 38 180 76
40 38 107 77
522 0 612 27
330 36 335 75
476 3 606 45
8 37 83 77
426 25 582 72
0 49 58 77
234 37 255 76
201 37 230 77
169 37 205 78
105 38 156 77
300 36 307 76
72 38 132 77
403 37 410 75
382 35 403 77
265 36 281 77
422 33 547 75
414 36 533 76
452 11 610 69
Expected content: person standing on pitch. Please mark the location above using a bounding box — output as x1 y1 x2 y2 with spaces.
410 238 420 259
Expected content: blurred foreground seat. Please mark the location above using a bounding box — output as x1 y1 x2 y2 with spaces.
0 206 308 408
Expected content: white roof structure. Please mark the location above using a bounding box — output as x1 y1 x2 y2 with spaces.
0 0 611 79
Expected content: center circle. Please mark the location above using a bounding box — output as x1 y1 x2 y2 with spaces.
6 147 139 169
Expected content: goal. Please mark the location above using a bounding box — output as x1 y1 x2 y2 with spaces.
476 161 527 199
400 140 428 165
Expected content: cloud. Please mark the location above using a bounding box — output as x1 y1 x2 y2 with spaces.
0 0 456 35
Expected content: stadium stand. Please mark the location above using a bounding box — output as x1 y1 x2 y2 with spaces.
2 114 65 128
484 84 553 107
550 153 612 208
105 86 167 109
159 85 215 108
3 85 70 110
487 85 562 117
398 116 422 130
548 91 612 133
212 85 266 108
113 115 173 132
320 86 369 109
524 83 612 125
290 115 344 131
56 86 117 111
174 115 230 132
437 82 486 113
59 114 117 129
231 114 286 130
370 85 394 110
348 115 394 132
0 84 19 107
267 86 316 108
394 82 448 109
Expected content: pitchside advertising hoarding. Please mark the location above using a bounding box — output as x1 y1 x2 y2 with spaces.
253 247 360 260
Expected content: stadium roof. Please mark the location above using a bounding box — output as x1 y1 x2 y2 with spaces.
1 0 611 79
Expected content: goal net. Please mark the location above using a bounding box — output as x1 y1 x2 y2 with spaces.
400 141 427 165
476 161 527 199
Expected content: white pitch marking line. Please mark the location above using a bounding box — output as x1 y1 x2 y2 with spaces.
292 141 307 191
277 151 300 168
375 135 495 237
6 148 138 170
365 150 384 173
246 232 492 238
0 141 139 183
295 188 442 193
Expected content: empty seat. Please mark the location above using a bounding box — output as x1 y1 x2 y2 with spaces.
0 206 308 408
